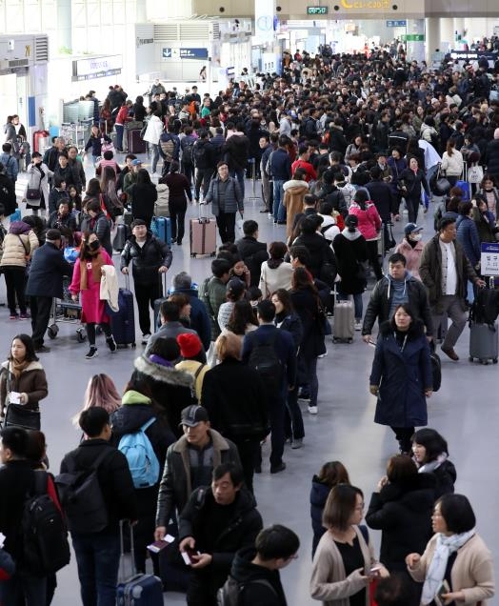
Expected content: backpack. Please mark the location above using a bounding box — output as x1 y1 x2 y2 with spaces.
118 418 160 489
200 276 215 320
55 448 111 534
217 575 276 606
160 133 177 161
22 471 71 576
247 331 283 396
181 138 195 165
193 141 208 166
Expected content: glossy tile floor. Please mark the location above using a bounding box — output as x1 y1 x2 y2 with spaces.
2 164 498 605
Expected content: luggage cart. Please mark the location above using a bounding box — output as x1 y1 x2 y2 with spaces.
47 277 86 343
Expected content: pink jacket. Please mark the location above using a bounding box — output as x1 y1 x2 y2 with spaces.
395 237 424 281
349 202 382 241
69 249 114 324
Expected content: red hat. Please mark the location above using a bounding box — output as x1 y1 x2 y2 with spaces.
177 333 202 358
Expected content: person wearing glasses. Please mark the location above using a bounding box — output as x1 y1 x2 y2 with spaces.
310 484 388 606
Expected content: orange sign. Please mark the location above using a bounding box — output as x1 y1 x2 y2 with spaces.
341 0 389 8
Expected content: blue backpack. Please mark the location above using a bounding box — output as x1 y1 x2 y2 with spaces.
118 418 160 489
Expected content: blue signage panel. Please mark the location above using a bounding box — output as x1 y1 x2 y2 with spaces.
162 47 208 60
386 20 407 27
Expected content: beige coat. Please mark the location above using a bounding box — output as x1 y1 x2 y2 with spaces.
283 179 309 238
310 526 378 606
408 533 495 606
0 230 39 268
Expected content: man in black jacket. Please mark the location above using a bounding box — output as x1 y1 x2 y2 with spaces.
229 525 300 606
26 229 73 353
362 253 434 343
179 462 263 606
193 130 216 203
59 407 138 606
235 220 269 287
121 219 172 343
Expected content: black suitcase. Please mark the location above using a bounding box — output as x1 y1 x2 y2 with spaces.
153 274 168 331
128 129 147 154
109 276 136 348
112 223 130 253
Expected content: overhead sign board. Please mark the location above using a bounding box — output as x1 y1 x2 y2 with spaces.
162 48 208 60
386 19 407 27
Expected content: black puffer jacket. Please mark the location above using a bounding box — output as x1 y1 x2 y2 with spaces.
365 473 436 572
120 233 172 285
310 475 332 557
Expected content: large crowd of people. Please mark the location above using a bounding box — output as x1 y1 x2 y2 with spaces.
1 38 499 606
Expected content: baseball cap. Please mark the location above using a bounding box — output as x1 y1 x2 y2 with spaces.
404 223 423 236
132 159 142 166
180 405 209 427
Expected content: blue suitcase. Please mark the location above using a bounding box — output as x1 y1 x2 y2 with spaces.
456 180 470 201
109 280 136 347
116 521 163 605
151 216 171 245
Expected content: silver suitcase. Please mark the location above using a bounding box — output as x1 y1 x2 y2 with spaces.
333 301 354 343
469 322 498 365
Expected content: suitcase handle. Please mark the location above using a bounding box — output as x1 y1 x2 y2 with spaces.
119 520 137 582
198 202 210 224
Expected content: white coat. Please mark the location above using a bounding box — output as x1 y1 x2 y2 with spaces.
143 115 164 145
26 162 52 206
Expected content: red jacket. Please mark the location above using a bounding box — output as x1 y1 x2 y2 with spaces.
291 159 317 183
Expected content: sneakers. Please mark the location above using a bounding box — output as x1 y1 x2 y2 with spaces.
85 347 98 359
9 314 18 320
291 439 303 449
270 462 286 474
19 313 30 319
354 322 363 331
106 336 117 353
35 345 51 353
298 390 310 402
141 333 151 345
308 405 318 415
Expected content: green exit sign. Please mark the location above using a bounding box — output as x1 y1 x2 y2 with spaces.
307 6 328 14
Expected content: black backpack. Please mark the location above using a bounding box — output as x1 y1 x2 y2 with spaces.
217 575 276 606
247 331 283 395
192 141 208 166
22 471 71 575
55 448 111 534
181 138 195 165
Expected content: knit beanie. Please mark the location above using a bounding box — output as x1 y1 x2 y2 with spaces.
177 333 202 359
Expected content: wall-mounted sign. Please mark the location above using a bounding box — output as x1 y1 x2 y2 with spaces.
72 55 122 81
162 48 209 60
386 20 407 27
307 6 328 14
402 34 425 41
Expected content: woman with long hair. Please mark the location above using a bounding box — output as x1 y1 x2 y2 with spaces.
161 160 192 245
290 267 326 415
127 168 157 229
411 428 457 498
259 241 293 299
399 156 430 224
0 334 48 430
100 166 123 218
69 231 116 359
72 373 122 426
441 139 464 187
349 189 383 280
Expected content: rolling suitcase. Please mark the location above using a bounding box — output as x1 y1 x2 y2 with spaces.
109 276 136 348
469 322 498 364
151 216 172 245
116 521 163 605
153 274 168 330
333 297 355 343
112 223 130 252
190 204 217 257
127 128 147 154
124 210 133 228
456 179 470 201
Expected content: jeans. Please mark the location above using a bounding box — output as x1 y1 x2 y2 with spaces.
216 211 236 243
195 168 214 201
230 168 245 198
134 280 162 336
405 195 421 223
72 531 121 606
0 571 46 606
150 144 160 173
300 355 319 407
337 289 363 321
30 295 53 348
3 266 27 315
114 124 124 151
272 180 286 222
431 295 468 350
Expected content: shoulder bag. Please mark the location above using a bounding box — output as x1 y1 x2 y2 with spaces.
4 371 41 430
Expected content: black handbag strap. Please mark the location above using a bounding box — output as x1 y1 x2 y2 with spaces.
17 234 29 256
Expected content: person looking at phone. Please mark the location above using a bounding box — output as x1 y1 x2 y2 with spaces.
178 462 263 606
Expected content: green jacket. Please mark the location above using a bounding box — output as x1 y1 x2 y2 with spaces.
199 276 227 340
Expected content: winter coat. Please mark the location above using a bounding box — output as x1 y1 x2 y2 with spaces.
316 184 347 217
179 486 263 595
68 248 114 324
0 173 16 215
0 222 39 268
275 312 303 350
441 150 464 177
456 215 481 268
484 138 499 179
310 475 333 557
53 162 82 192
143 115 164 145
349 202 382 241
428 459 457 498
133 355 196 437
0 359 48 412
370 321 432 428
26 242 73 298
394 238 424 281
129 183 158 224
79 211 112 256
163 172 192 211
120 234 172 285
235 236 269 287
222 134 250 172
192 139 216 170
199 276 228 340
333 231 368 295
472 208 497 244
26 162 52 207
155 183 169 216
366 180 397 221
84 134 112 157
292 232 336 280
205 176 243 216
408 533 495 606
170 287 212 351
365 474 436 571
230 546 288 606
259 260 293 299
419 234 478 313
283 180 309 238
328 125 348 154
155 429 241 527
290 287 326 358
201 357 269 440
362 272 433 336
399 168 430 203
387 156 407 196
269 147 292 180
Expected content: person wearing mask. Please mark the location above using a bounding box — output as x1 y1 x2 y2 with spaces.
419 217 485 361
204 161 244 244
369 304 433 454
121 219 172 343
68 231 116 359
362 253 433 343
333 214 369 330
394 223 425 281
80 198 112 256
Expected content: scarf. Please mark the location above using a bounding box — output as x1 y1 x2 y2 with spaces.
421 530 475 605
9 358 30 380
419 452 448 474
79 250 104 290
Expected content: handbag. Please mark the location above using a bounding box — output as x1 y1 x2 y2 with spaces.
26 188 42 205
431 164 451 195
5 403 41 430
468 164 484 184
